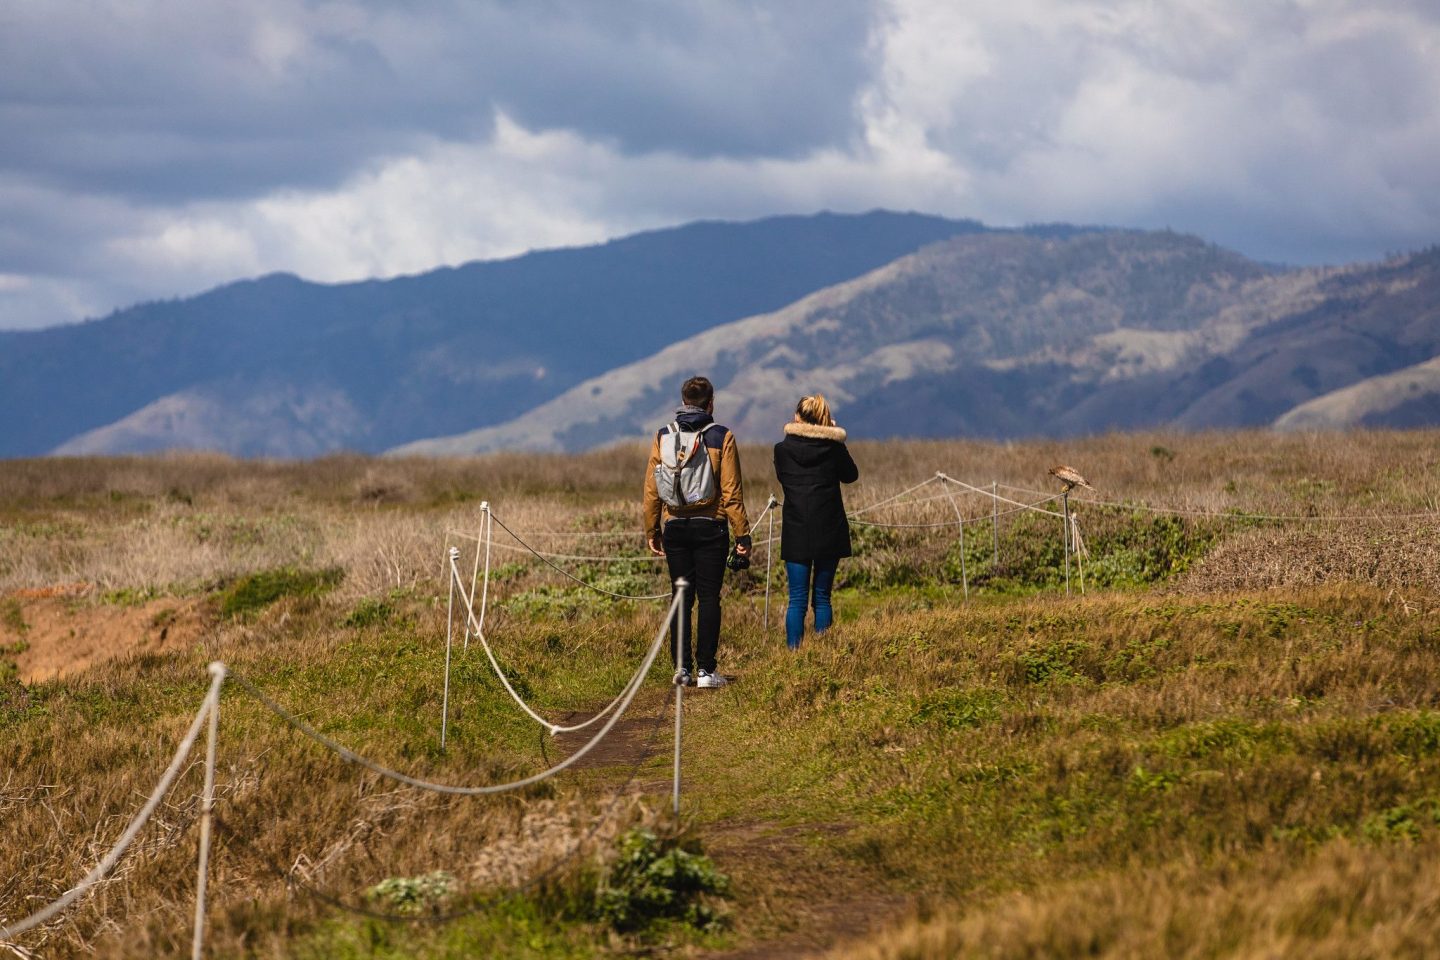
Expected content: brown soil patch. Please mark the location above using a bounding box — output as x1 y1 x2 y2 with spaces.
2 589 209 683
702 821 912 959
551 688 673 772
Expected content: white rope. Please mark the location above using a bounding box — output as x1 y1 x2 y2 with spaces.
1 668 225 942
444 533 667 564
477 507 493 641
449 554 664 736
486 512 670 600
850 494 1062 529
850 516 967 529
191 664 224 960
992 480 1440 523
229 590 681 796
861 489 977 512
938 473 1066 519
847 475 945 517
462 507 486 653
940 478 969 599
447 528 649 540
749 497 776 528
443 500 777 544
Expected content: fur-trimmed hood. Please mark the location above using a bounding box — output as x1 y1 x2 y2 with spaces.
783 421 847 442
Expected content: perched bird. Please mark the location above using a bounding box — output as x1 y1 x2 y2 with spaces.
1048 465 1092 491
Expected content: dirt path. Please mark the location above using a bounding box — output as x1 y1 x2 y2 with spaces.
551 688 676 773
552 687 911 958
2 584 209 683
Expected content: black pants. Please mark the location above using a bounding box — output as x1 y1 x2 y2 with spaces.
662 519 727 674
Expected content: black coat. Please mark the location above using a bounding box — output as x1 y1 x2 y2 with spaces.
773 422 860 562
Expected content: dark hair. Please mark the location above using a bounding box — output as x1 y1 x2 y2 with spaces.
681 376 714 407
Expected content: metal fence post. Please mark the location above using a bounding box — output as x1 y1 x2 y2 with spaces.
764 495 777 632
1062 491 1072 596
442 547 459 750
192 662 226 960
939 474 968 599
992 480 999 566
672 577 688 818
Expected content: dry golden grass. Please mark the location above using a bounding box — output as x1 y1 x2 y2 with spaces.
833 840 1440 960
4 431 1440 958
2 430 1437 601
0 590 675 959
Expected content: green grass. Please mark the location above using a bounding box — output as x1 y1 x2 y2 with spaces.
10 574 1440 959
219 565 345 619
2 596 27 635
7 440 1440 958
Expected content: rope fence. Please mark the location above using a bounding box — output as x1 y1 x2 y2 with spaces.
210 683 671 924
431 468 1440 619
10 467 1438 953
0 664 225 952
1 581 692 956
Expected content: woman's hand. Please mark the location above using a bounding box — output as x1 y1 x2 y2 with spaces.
647 534 665 557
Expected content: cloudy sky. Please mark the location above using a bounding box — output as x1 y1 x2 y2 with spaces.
2 0 1438 330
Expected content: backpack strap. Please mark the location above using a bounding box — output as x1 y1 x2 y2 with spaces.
697 421 726 450
662 421 721 461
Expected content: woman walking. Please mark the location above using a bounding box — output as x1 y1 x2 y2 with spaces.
773 394 859 650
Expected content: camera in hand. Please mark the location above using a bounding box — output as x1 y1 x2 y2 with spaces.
726 546 750 571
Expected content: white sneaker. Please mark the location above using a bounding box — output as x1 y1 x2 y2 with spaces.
696 670 728 689
674 668 693 687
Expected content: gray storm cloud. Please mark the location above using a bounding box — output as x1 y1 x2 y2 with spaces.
1 0 1438 330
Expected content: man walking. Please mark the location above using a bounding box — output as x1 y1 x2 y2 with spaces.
644 376 750 687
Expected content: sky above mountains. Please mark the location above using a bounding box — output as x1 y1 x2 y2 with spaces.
2 0 1438 331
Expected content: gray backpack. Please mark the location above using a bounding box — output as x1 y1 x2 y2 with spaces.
655 421 721 509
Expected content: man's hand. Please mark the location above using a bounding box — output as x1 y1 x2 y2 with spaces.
734 535 751 557
647 534 665 557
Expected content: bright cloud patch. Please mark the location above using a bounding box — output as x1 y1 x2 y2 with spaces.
1 0 1438 329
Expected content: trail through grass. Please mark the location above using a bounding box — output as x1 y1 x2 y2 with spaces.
4 436 1440 957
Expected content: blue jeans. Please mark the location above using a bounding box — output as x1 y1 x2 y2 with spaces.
785 558 839 650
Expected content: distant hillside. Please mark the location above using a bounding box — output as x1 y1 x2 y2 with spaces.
1 211 985 457
394 233 1440 454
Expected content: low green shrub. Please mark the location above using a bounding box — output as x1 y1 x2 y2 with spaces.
1 598 26 636
365 871 457 916
594 828 728 933
343 597 394 628
219 565 344 619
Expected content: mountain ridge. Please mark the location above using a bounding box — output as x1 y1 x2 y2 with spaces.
393 232 1440 454
1 210 987 457
7 213 1440 458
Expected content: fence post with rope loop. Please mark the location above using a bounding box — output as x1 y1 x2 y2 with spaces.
1062 490 1072 596
442 545 459 750
463 502 493 654
672 576 688 819
192 661 226 960
447 547 672 738
1069 513 1088 595
230 590 683 797
936 473 970 599
0 664 226 950
764 495 778 632
992 480 999 566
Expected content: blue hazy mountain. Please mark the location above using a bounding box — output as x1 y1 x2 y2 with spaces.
8 212 1439 458
1 211 987 457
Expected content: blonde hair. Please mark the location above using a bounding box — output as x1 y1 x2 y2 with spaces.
795 393 834 426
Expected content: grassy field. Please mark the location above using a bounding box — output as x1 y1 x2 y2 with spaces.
3 431 1440 958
